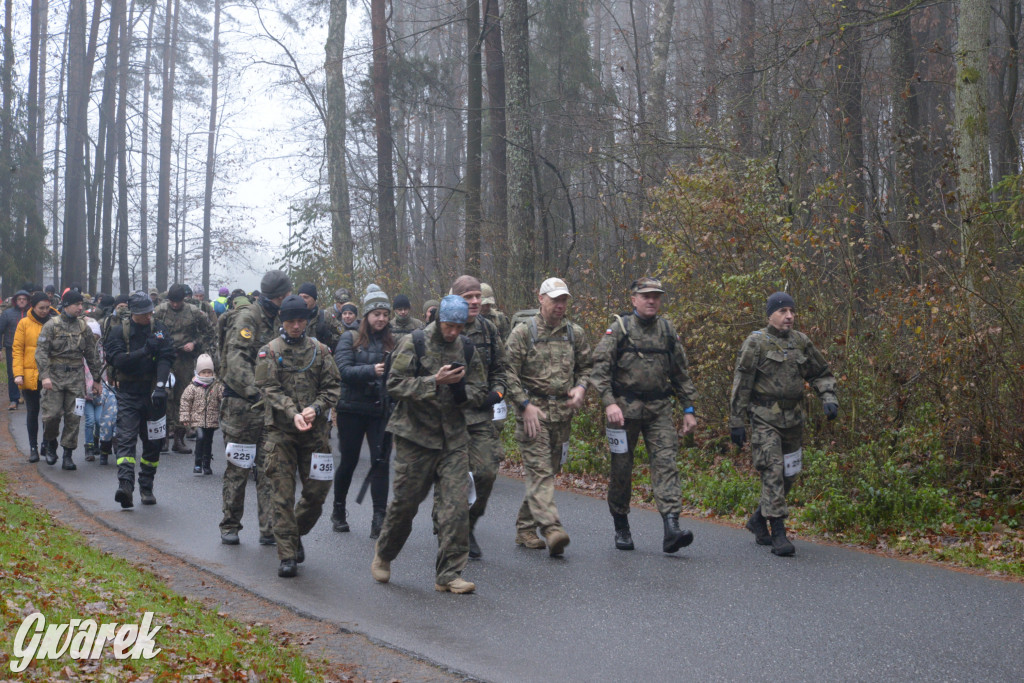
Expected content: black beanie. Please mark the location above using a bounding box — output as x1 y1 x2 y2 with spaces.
167 284 187 302
298 282 318 300
62 289 84 306
279 294 312 321
393 294 411 310
766 291 796 317
340 303 358 315
29 291 50 308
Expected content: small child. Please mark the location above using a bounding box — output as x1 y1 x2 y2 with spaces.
178 354 223 475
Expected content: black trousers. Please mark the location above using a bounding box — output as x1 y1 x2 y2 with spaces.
334 411 391 514
114 389 165 490
22 388 40 447
195 427 216 464
5 346 20 403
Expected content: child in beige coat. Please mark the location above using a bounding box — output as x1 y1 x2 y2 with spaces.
179 354 223 475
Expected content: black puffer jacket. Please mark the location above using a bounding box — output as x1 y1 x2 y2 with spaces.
334 328 389 416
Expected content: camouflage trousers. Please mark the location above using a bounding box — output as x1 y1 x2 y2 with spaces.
751 418 803 518
167 356 197 430
514 418 571 536
607 408 681 517
262 427 333 562
41 369 86 449
377 435 469 585
219 396 274 538
431 420 500 530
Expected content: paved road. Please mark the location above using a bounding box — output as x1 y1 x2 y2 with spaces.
12 426 1024 682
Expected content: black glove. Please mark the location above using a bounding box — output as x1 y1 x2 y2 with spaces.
145 334 162 355
451 379 468 404
483 390 504 407
151 386 167 408
730 427 747 448
824 403 838 420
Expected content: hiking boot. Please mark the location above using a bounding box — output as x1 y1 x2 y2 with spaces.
172 427 192 454
99 440 112 466
515 530 546 549
613 514 634 551
295 538 305 564
278 559 297 578
61 448 77 471
370 510 385 539
331 508 350 533
769 517 795 556
746 507 772 546
84 443 96 462
115 481 134 509
139 488 157 505
221 530 240 545
371 544 391 583
435 577 476 594
202 454 213 475
468 531 483 560
662 513 694 553
259 534 276 546
45 440 59 465
546 529 570 557
28 446 39 463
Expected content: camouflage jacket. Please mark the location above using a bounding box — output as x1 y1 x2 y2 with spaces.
385 322 488 450
35 313 102 382
153 301 216 363
391 314 424 339
185 296 218 325
254 335 340 434
462 315 509 425
505 313 593 423
591 312 697 419
221 300 280 403
311 306 345 353
482 309 511 340
729 325 837 429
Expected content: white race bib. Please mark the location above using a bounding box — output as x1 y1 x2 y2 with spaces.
560 441 569 466
784 448 803 477
73 398 86 416
309 452 334 481
492 400 508 421
146 416 167 440
606 428 628 454
225 442 256 469
468 472 477 505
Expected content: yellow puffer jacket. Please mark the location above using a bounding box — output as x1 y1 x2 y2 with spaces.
12 308 56 391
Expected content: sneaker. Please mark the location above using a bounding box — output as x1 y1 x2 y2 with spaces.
28 446 39 463
8 401 16 411
221 530 240 545
202 464 213 475
371 544 391 583
435 577 476 594
259 534 276 546
114 482 134 509
546 529 570 557
515 530 546 549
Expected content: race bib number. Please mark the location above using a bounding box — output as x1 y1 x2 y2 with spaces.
606 428 628 454
225 442 256 469
492 400 507 421
146 416 167 440
73 398 86 416
309 452 334 481
784 448 803 477
468 472 477 505
560 441 569 466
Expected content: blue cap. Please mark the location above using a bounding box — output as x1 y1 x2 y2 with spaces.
438 295 469 324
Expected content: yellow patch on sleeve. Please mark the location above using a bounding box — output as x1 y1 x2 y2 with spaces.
240 327 253 339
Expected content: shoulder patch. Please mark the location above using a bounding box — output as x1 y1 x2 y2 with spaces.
240 327 253 339
258 350 267 358
155 331 164 339
605 328 613 334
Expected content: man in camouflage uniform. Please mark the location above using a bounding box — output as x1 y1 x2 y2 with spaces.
479 283 511 339
184 285 218 325
154 284 217 454
591 277 698 553
730 291 838 556
35 288 103 469
219 270 292 546
505 277 593 557
371 296 487 594
255 295 341 578
297 282 344 353
390 294 424 339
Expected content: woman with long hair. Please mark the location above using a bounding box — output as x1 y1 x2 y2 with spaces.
12 293 57 462
331 285 395 538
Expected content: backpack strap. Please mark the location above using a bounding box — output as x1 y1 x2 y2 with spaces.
412 329 427 367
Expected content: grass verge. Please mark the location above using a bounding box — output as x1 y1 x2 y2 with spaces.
0 470 331 681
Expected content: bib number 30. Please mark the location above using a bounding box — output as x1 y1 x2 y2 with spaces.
309 452 334 480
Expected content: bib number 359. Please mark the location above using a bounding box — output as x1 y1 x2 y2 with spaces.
309 452 334 480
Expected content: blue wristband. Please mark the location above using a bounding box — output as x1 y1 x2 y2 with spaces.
684 406 695 414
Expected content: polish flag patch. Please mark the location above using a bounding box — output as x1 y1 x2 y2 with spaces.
258 350 267 358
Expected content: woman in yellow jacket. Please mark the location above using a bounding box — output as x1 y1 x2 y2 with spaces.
13 292 56 462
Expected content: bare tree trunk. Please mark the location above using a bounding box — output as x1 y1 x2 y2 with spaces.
465 0 483 274
116 0 135 291
202 0 221 295
735 0 756 155
325 0 352 280
837 0 866 242
483 0 506 284
63 0 89 286
156 0 180 291
646 0 675 181
701 0 717 123
1 0 13 291
51 25 69 285
371 0 398 272
99 0 123 293
504 0 534 302
140 1 156 289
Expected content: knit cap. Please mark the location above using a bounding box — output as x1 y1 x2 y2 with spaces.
195 354 215 375
362 284 391 316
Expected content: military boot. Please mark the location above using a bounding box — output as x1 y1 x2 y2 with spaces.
662 513 694 553
61 448 77 471
295 538 305 564
84 443 96 462
115 481 134 509
769 517 795 556
546 528 570 557
515 530 546 549
370 510 385 540
612 513 634 550
746 506 772 546
99 440 112 466
172 427 192 454
278 559 298 578
28 446 39 463
45 440 59 466
139 488 157 505
371 543 391 583
331 507 350 533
